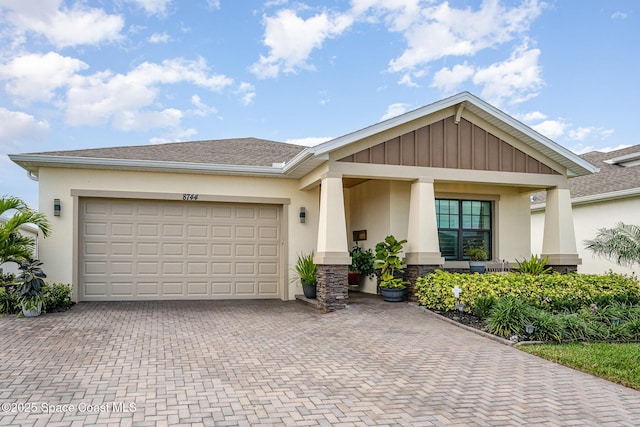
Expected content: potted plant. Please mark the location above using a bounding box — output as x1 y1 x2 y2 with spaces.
374 235 409 302
292 252 317 299
466 245 488 274
17 259 46 317
348 245 376 286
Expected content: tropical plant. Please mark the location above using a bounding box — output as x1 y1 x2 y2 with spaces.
0 195 51 266
43 283 74 312
516 254 552 275
292 252 317 286
349 245 376 278
485 296 535 338
465 245 488 261
375 235 409 289
584 222 640 268
16 259 47 313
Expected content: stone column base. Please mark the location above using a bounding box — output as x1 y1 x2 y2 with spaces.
316 264 349 313
547 265 578 274
406 265 441 302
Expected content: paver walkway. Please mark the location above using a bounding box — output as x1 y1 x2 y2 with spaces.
1 294 640 426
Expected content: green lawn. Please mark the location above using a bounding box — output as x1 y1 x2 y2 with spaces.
520 342 640 390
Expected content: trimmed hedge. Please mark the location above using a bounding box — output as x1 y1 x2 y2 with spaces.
0 282 73 315
415 270 640 314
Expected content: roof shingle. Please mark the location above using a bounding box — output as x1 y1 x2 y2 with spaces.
30 137 306 167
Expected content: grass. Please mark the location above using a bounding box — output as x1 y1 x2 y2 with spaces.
520 342 640 390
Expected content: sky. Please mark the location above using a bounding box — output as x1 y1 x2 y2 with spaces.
0 0 638 208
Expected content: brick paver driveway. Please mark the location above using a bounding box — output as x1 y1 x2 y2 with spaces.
2 294 640 426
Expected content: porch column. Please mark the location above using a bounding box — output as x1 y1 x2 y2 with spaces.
541 187 581 273
314 173 351 312
406 178 445 301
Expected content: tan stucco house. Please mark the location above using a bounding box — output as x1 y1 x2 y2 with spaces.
532 144 640 276
10 92 597 311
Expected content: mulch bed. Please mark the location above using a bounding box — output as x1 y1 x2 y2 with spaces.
434 310 488 332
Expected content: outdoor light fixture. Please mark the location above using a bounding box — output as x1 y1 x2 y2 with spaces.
299 207 306 223
455 303 465 314
525 324 535 335
611 317 620 327
54 199 61 217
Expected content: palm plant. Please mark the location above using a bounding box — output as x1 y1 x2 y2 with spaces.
584 223 640 268
0 195 50 266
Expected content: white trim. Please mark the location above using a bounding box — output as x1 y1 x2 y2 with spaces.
531 187 640 212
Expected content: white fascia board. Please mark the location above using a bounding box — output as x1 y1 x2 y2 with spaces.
9 154 286 177
604 151 640 165
530 187 640 212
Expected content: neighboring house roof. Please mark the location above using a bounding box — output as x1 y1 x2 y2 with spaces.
531 144 640 207
10 92 597 180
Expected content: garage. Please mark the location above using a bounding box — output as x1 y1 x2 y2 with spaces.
79 198 282 301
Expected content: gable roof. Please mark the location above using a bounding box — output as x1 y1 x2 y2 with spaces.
306 92 597 177
10 92 597 180
531 144 640 206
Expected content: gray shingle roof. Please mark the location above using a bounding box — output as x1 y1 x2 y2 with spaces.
29 137 306 167
532 144 640 204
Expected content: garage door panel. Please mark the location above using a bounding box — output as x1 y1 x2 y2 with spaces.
112 261 133 274
137 243 159 256
80 198 282 301
112 242 133 255
235 226 255 238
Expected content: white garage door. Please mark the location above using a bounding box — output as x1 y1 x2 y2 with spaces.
79 198 282 301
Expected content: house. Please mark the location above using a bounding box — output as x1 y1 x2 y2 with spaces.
532 145 640 276
9 92 597 312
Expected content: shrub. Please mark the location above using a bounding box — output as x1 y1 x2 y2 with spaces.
43 283 73 312
0 286 19 314
485 297 535 337
471 295 496 318
415 270 640 314
529 309 564 343
515 254 551 275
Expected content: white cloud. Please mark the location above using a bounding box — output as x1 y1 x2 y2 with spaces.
206 0 221 11
531 119 567 139
2 0 124 48
517 111 547 122
472 43 543 106
568 126 615 141
128 0 172 16
387 0 544 73
236 82 256 106
431 63 475 92
398 73 420 87
251 9 353 78
0 52 88 103
112 108 182 131
351 0 422 31
0 107 49 148
149 127 198 145
65 58 233 129
189 94 217 117
148 32 171 43
611 11 628 20
285 137 332 147
380 102 410 121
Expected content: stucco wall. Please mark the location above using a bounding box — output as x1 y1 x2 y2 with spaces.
37 167 320 300
532 196 640 276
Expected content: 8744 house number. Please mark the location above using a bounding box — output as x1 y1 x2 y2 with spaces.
182 194 199 201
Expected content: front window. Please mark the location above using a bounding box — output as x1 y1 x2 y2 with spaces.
435 199 491 261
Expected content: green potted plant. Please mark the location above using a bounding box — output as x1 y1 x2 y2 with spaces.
17 259 46 317
374 235 409 302
292 252 317 299
466 245 488 274
348 245 376 286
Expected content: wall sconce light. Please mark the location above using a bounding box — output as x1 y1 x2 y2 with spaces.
352 230 367 241
299 207 306 223
54 199 61 216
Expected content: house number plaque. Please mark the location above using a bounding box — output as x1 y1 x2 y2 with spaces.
182 194 199 200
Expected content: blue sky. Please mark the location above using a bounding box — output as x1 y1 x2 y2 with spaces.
1 0 638 208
